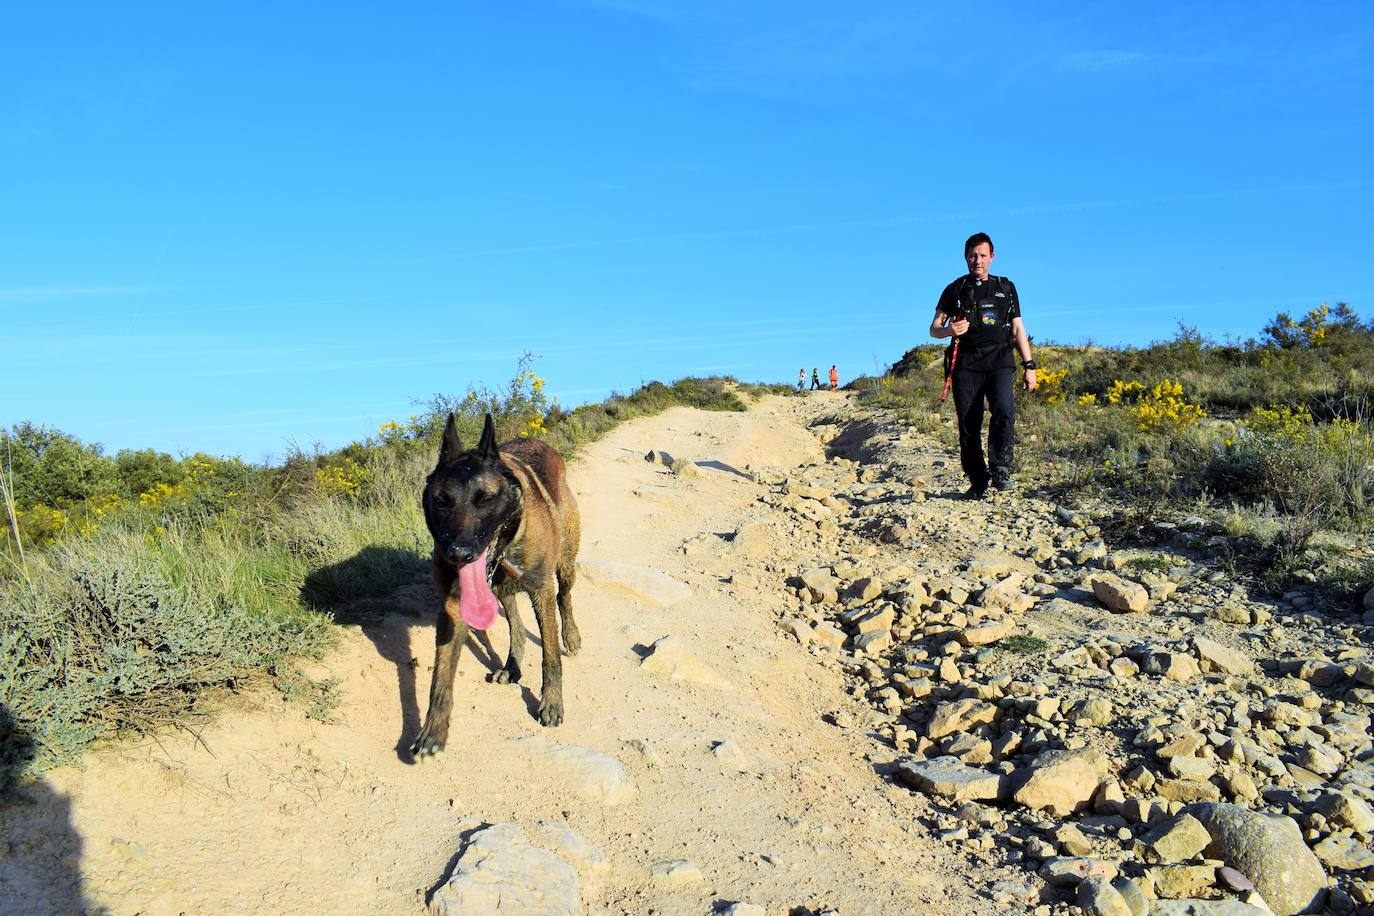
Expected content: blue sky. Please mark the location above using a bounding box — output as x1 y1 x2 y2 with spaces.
4 1 1371 461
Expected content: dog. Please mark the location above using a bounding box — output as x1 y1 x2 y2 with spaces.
410 412 581 758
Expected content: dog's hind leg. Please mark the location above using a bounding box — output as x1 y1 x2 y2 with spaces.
490 594 524 684
532 587 564 726
411 592 470 758
556 558 580 656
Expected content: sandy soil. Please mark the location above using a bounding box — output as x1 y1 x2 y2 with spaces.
9 393 991 915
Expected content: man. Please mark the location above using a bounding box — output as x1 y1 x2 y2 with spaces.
810 368 821 390
828 365 839 391
930 232 1038 498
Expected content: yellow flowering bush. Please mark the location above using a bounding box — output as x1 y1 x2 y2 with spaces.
1129 379 1205 432
1246 404 1312 443
1077 393 1098 406
139 481 189 510
74 493 124 536
315 458 366 499
1105 380 1144 405
1029 367 1068 404
518 370 549 437
16 504 67 546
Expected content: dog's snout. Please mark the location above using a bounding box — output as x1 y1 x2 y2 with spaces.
446 542 476 565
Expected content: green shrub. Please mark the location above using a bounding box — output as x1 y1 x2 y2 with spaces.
999 635 1050 654
0 553 333 779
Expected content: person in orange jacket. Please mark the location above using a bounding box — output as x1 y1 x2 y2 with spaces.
828 365 838 390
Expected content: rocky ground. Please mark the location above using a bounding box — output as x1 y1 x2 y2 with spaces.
3 390 1372 914
754 400 1374 915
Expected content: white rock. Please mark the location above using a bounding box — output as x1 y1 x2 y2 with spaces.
639 635 732 689
429 823 581 916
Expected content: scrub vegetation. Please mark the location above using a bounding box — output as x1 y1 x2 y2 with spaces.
0 362 786 782
859 301 1374 593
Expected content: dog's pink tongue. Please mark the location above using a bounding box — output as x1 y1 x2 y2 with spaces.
457 550 500 630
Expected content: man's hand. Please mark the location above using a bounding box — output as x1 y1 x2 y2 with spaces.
950 318 970 337
1023 368 1038 392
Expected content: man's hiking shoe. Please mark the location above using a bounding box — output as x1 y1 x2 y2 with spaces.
964 484 988 500
993 477 1015 493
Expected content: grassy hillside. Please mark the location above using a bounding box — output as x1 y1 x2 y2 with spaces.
859 302 1374 593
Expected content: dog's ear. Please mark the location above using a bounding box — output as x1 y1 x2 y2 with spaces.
438 413 463 466
477 412 499 463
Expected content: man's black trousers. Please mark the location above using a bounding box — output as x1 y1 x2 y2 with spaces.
952 365 1015 487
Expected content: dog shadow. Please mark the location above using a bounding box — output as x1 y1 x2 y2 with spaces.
301 548 545 762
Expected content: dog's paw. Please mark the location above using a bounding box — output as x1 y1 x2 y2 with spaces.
410 727 447 759
536 697 564 727
563 627 581 656
489 664 521 685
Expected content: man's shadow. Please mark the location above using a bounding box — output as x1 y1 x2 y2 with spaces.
1 704 89 914
301 546 543 762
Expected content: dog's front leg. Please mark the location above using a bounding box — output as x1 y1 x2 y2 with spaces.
412 591 470 758
532 588 564 726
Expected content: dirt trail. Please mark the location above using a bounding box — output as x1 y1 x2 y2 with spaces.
18 393 989 915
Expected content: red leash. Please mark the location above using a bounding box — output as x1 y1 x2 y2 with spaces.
939 337 960 404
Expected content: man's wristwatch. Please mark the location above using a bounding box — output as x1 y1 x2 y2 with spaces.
1023 359 1038 371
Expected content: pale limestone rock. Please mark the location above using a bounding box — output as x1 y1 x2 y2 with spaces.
1093 574 1150 613
1192 637 1256 676
639 635 731 689
895 756 1005 802
429 823 581 916
927 698 999 740
1013 749 1109 816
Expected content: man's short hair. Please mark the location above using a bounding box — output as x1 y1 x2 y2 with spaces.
964 232 994 255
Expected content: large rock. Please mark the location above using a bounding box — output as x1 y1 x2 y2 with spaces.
958 620 1014 646
1077 876 1133 916
1187 803 1327 915
1148 864 1216 899
895 756 1005 802
926 698 999 740
429 823 581 915
728 519 771 556
1140 814 1211 863
1312 833 1374 871
639 635 731 689
579 560 692 606
1013 749 1109 816
1092 574 1148 612
1142 652 1201 682
980 574 1028 610
1192 637 1255 676
1315 790 1374 834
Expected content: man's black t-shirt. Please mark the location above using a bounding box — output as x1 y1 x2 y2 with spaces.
936 274 1021 371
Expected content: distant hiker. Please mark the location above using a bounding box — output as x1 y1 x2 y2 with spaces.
798 368 806 391
828 365 838 391
810 368 821 390
930 232 1038 499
